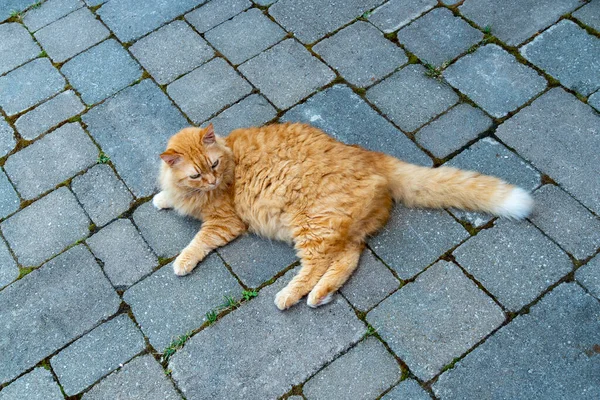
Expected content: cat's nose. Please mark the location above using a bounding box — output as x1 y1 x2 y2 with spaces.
206 175 216 184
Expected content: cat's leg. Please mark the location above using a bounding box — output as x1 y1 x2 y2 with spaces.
173 217 246 276
152 191 173 210
307 242 364 308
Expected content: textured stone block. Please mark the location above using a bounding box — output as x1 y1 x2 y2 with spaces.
83 80 188 197
87 219 157 288
0 368 63 400
444 45 546 118
205 8 286 65
240 39 335 109
218 233 297 288
496 88 600 215
185 0 251 33
313 21 407 87
382 379 431 400
23 0 84 32
397 8 482 67
1 187 90 266
0 23 40 75
14 90 85 140
369 206 469 279
574 0 600 31
0 245 120 384
0 237 18 289
209 94 277 134
282 84 431 166
71 164 133 227
0 169 19 219
0 118 16 158
124 254 241 350
367 64 458 132
82 355 180 400
433 283 600 399
4 123 97 200
303 338 401 400
367 261 504 380
368 0 436 33
168 58 252 124
61 39 142 105
34 8 109 63
454 219 572 311
133 201 201 258
459 0 581 46
169 267 365 400
0 58 65 116
130 20 214 85
576 255 600 300
414 103 492 159
0 0 38 22
521 20 600 96
51 314 145 395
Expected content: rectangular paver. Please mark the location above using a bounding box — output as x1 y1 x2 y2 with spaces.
0 245 120 384
382 379 431 400
0 0 38 22
574 0 600 31
0 23 40 75
185 0 251 33
23 0 84 32
209 94 277 134
367 0 437 33
0 368 63 400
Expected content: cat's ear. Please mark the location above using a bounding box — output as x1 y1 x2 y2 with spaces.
203 124 216 145
160 149 181 166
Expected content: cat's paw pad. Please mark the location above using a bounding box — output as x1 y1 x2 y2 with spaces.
152 192 172 210
173 253 197 276
274 288 299 310
307 291 334 308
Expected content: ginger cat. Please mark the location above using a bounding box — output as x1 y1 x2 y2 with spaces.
154 123 533 310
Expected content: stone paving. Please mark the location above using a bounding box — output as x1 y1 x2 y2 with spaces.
0 0 599 399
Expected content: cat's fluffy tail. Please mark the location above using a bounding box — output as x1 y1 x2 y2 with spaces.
382 157 533 219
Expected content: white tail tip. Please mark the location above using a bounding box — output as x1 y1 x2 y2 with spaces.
495 187 534 219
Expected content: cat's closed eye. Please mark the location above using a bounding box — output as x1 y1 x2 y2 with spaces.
189 173 200 179
212 159 219 169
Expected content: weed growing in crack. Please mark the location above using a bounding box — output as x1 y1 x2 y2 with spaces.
222 294 238 309
483 25 492 35
424 62 448 80
366 325 377 336
38 50 47 58
206 310 218 325
32 1 43 9
162 331 192 362
9 10 22 21
242 290 258 301
98 151 110 164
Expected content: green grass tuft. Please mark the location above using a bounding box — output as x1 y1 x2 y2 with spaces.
161 331 193 362
242 290 258 301
98 151 110 164
206 310 218 325
483 25 492 34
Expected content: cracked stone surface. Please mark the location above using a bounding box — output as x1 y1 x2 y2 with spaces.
1 2 599 398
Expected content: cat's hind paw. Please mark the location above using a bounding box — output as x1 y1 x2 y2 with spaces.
152 191 172 210
274 287 300 310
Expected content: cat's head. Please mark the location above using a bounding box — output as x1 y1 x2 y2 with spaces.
160 124 232 192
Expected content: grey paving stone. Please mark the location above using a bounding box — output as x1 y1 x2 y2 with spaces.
253 0 276 5
0 118 16 158
23 0 84 32
0 237 18 289
367 64 459 132
397 8 482 67
0 23 40 75
445 137 541 228
185 0 251 33
84 0 105 5
169 267 365 400
61 39 142 105
51 314 146 395
521 20 600 96
367 261 504 380
124 253 241 350
454 219 572 311
168 58 252 124
83 80 188 197
97 0 205 42
14 90 85 140
82 354 180 400
129 20 214 85
339 249 399 312
0 187 90 266
219 234 297 288
205 8 286 65
382 379 431 400
589 90 600 112
530 185 600 260
0 0 38 22
239 39 335 110
459 0 581 46
496 88 600 215
369 207 469 280
304 338 401 400
87 219 157 289
433 283 600 399
574 0 600 31
0 245 120 384
132 201 201 258
0 368 63 400
313 21 408 87
576 255 600 300
269 0 384 44
368 0 437 33
4 123 97 200
209 94 277 134
282 85 432 166
0 169 20 219
444 44 546 118
71 164 134 227
414 103 492 159
0 58 65 116
34 8 109 63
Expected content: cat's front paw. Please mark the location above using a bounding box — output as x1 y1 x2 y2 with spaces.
173 251 199 276
152 191 172 210
307 289 335 308
274 287 301 311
